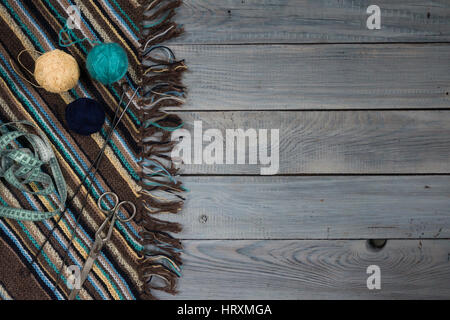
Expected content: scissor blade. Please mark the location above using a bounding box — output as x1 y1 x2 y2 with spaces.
68 254 97 300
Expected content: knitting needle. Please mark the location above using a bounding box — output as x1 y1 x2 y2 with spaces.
29 86 137 270
29 91 125 267
54 86 140 293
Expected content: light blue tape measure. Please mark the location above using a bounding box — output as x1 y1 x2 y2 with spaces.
0 121 67 221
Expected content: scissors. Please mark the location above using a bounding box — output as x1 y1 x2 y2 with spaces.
68 192 136 300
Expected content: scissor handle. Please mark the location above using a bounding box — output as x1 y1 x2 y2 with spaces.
97 191 119 214
97 192 136 222
115 201 136 223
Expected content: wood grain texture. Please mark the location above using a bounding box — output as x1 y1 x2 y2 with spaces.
165 0 450 44
157 239 450 299
165 44 450 110
153 0 450 300
176 111 450 174
161 176 450 239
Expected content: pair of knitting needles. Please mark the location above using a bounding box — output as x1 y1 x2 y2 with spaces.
29 85 140 293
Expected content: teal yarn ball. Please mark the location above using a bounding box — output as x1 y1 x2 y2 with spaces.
86 43 128 85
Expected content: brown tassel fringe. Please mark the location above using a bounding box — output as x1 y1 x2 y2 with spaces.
136 0 186 299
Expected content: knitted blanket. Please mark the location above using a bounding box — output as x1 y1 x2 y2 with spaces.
0 0 185 300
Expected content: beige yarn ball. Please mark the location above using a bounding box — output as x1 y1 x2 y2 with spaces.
34 49 79 93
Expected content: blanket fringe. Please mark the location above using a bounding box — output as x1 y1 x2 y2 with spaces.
136 0 186 299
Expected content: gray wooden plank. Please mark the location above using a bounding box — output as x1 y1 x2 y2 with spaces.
164 44 450 110
161 176 450 239
157 239 450 299
161 0 450 44
173 111 450 174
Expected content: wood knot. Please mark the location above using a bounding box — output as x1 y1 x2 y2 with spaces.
366 239 387 252
199 214 208 224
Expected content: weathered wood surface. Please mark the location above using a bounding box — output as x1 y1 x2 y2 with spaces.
167 0 450 44
162 176 450 239
157 240 450 299
167 44 450 110
176 111 450 174
156 0 450 300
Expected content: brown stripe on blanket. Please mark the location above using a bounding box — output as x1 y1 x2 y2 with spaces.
0 234 50 300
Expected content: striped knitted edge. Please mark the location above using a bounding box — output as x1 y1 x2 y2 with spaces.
136 0 185 300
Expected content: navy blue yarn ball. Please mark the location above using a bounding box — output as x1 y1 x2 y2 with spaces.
65 98 105 135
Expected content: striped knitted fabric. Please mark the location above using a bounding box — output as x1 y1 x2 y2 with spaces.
0 0 185 300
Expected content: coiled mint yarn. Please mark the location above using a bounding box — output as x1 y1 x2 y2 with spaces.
86 43 128 85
